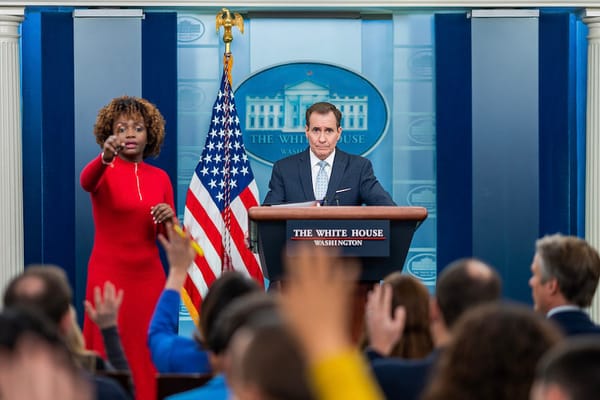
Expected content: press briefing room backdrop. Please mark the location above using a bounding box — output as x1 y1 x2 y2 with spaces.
1 2 599 324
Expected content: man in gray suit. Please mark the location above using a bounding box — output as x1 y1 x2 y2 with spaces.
263 102 395 206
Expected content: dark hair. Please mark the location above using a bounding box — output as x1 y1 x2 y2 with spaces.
207 292 279 355
235 324 316 400
3 265 72 325
93 96 166 158
305 102 342 128
422 303 562 400
0 306 66 351
535 234 600 307
535 336 600 400
196 271 260 346
436 258 502 328
381 273 433 359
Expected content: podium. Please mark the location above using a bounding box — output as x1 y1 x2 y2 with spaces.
248 206 428 282
248 206 428 342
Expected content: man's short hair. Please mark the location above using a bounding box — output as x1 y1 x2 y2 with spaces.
197 271 260 344
436 258 502 328
535 336 600 400
207 292 279 355
535 234 600 307
3 265 72 325
305 102 342 128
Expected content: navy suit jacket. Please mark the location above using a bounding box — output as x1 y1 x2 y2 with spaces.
263 148 395 206
368 348 441 400
549 310 600 337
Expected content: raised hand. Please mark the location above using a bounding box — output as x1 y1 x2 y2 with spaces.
281 244 360 361
84 281 124 329
102 135 123 163
365 283 406 356
158 218 196 290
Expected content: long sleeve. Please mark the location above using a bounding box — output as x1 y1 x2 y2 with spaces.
80 154 108 193
101 326 130 371
310 349 384 400
148 289 211 373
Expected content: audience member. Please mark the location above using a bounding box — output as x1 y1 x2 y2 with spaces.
228 322 315 400
3 265 130 400
167 292 280 400
365 257 502 400
529 233 600 336
421 303 562 400
364 272 433 360
281 244 384 400
149 219 260 374
531 336 600 400
0 306 93 400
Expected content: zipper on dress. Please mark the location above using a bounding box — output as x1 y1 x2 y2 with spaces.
134 163 143 201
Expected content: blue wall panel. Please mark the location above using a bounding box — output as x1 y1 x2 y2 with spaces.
434 13 472 272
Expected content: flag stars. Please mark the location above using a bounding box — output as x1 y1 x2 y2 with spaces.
200 166 209 176
231 166 239 176
232 154 240 163
203 154 212 163
208 179 217 189
216 192 224 202
230 179 237 189
241 166 249 175
211 166 220 175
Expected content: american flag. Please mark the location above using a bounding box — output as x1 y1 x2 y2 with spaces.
182 54 263 322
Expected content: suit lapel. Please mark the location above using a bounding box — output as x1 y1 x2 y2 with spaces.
327 148 348 200
298 149 315 200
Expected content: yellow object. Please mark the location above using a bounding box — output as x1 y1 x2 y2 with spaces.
172 224 204 257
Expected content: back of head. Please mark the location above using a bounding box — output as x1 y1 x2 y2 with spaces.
383 272 434 358
422 303 562 400
231 323 315 400
3 265 72 326
198 271 260 344
207 291 279 355
436 258 502 328
535 234 600 307
0 306 65 352
534 337 600 400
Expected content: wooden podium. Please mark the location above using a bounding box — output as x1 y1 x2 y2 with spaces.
248 205 428 341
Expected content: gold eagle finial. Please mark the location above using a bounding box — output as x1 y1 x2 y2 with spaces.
216 8 244 54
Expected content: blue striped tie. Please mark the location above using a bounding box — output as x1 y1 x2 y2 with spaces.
315 160 328 200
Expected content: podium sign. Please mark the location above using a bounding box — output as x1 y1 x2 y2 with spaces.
248 206 427 282
287 220 390 257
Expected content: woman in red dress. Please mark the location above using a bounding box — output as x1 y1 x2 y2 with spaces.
81 96 175 400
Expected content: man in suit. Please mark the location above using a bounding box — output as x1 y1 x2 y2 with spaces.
529 233 600 336
365 258 502 400
263 101 395 206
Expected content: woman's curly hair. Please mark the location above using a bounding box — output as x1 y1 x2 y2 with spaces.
93 96 166 158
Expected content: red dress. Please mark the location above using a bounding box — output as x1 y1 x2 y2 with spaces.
81 154 174 400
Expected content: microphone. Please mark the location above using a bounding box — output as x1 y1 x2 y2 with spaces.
333 187 351 206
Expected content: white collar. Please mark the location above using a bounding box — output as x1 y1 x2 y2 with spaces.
547 305 582 317
309 149 336 168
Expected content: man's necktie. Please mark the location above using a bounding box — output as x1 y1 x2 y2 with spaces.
315 160 329 200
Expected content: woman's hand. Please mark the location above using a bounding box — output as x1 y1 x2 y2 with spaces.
102 135 123 163
151 203 175 224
